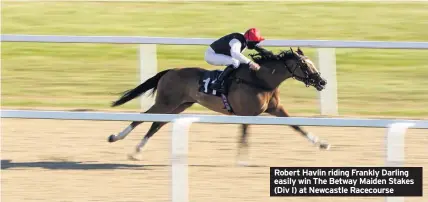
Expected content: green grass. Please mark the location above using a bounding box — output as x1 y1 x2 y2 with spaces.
2 1 428 117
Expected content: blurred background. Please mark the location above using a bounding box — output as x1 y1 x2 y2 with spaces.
2 0 427 117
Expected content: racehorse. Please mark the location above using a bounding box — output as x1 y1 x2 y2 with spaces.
108 47 331 162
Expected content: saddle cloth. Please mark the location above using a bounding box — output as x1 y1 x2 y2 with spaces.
198 70 234 114
198 70 228 97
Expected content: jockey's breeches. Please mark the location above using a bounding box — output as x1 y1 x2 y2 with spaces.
204 47 240 68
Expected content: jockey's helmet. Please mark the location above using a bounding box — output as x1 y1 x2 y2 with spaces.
244 28 265 42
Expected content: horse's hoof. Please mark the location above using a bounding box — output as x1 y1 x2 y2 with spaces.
319 142 331 150
108 134 116 143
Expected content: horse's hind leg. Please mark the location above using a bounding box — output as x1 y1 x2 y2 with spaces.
134 102 194 152
128 102 194 160
108 121 143 142
108 100 182 143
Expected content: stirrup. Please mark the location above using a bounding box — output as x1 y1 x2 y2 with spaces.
211 81 223 89
215 87 226 94
212 81 225 92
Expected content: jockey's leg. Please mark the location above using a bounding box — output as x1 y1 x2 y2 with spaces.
204 47 235 66
210 64 236 93
204 48 240 93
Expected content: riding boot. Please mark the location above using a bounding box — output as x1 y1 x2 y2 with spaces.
211 65 235 93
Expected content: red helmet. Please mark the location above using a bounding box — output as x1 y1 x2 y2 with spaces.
244 28 265 42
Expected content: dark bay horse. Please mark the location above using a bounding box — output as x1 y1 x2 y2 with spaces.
108 47 330 161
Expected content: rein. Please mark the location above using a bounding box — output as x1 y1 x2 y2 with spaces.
235 51 316 90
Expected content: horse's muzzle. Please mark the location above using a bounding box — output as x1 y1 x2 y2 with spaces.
315 78 327 91
308 74 326 91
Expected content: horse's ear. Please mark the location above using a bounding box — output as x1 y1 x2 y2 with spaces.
297 47 304 56
289 47 294 53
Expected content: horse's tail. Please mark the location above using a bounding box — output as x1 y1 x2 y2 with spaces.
111 69 171 107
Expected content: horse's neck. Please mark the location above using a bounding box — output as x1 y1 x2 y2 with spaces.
258 61 290 88
235 62 290 90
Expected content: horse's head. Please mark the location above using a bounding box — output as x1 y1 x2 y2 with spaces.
283 47 327 91
250 47 327 91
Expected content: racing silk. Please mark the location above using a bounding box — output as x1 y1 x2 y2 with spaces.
209 33 252 65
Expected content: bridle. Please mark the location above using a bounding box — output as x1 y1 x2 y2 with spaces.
283 57 320 88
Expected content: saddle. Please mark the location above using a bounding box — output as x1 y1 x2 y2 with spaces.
198 70 230 96
198 69 235 114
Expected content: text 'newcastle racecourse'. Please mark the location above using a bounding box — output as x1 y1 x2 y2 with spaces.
270 167 422 197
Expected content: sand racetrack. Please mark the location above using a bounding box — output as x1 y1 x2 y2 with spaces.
2 118 427 202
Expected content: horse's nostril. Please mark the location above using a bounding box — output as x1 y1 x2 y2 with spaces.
320 80 326 85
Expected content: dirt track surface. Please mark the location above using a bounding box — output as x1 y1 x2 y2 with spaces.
2 119 427 202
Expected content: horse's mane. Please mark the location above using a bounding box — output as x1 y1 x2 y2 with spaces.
249 49 296 64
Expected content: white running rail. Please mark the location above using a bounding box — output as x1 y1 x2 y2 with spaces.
2 109 427 202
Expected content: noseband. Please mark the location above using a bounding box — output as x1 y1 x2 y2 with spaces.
283 59 319 87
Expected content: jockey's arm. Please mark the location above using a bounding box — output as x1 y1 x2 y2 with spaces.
229 39 252 65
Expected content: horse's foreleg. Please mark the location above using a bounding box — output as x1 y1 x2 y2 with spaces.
240 124 249 150
237 124 250 166
266 105 330 150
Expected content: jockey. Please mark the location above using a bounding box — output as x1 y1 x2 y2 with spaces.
204 28 273 93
